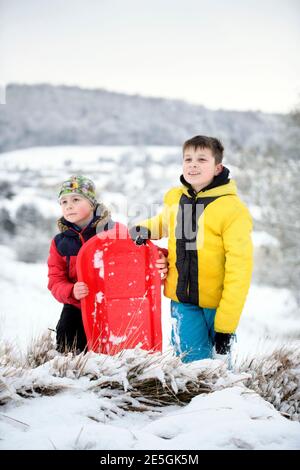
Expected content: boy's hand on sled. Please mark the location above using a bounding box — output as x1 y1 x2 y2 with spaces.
156 251 168 280
73 281 89 300
214 332 232 355
128 226 151 246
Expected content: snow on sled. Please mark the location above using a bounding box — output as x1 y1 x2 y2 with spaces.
76 222 162 354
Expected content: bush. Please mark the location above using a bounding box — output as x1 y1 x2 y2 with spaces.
0 208 16 240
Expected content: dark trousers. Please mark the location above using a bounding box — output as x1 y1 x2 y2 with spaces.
56 304 87 353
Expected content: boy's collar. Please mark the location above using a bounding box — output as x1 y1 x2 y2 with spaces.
61 215 95 232
180 166 230 195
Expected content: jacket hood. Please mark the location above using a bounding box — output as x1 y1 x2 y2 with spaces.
57 202 111 234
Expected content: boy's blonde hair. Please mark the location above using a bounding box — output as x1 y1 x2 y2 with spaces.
183 135 224 164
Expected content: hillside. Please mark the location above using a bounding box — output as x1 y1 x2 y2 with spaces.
0 84 284 153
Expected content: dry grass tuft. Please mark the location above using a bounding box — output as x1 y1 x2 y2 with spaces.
236 345 300 421
1 333 300 421
26 330 58 368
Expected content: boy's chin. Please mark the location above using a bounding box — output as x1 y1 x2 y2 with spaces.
186 178 203 187
66 215 79 223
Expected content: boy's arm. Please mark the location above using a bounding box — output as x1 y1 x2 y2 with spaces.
135 193 169 240
47 240 80 307
214 207 253 334
137 212 166 239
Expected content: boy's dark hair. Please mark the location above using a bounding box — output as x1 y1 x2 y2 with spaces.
183 135 224 164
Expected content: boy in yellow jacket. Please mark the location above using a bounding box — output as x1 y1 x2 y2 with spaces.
130 135 253 362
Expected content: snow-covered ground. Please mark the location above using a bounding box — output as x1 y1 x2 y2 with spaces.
2 383 300 451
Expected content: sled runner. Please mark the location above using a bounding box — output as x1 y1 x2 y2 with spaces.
76 223 162 354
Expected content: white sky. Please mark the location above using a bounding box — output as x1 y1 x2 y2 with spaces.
0 0 299 113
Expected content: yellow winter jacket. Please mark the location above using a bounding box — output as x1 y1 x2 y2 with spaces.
139 178 253 333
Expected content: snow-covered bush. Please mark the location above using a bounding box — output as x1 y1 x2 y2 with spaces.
237 345 300 421
0 208 16 241
1 333 299 422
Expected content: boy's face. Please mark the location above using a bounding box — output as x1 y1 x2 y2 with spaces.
60 194 93 227
183 146 223 192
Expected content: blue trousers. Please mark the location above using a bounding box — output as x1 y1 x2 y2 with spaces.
170 300 216 362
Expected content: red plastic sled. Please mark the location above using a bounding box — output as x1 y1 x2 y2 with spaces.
76 222 162 354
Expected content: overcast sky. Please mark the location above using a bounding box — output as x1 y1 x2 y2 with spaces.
1 0 299 112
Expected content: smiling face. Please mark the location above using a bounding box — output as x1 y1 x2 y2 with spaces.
182 146 223 193
60 194 94 228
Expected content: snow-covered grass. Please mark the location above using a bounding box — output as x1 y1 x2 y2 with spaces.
1 335 300 450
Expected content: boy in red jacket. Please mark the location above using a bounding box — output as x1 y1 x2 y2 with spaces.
48 175 168 353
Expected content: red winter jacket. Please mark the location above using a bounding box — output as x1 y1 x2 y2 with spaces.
48 238 81 308
47 204 112 309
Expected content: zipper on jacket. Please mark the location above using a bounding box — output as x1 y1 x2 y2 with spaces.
69 226 88 245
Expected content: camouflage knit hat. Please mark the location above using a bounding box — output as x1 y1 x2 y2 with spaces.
58 176 97 207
